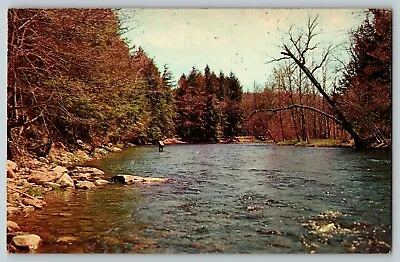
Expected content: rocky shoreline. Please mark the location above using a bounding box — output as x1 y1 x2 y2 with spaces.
6 141 168 253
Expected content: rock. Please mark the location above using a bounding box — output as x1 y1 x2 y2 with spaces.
93 148 108 157
56 174 75 187
72 173 92 181
22 198 46 209
52 166 68 178
111 175 143 184
75 181 96 189
8 192 20 203
7 160 17 171
143 177 169 183
74 167 105 176
44 182 62 189
111 175 168 185
7 160 18 178
38 157 49 164
56 236 78 243
27 170 57 185
22 206 35 213
74 149 92 161
7 206 21 214
7 243 18 253
19 179 34 187
76 139 85 146
316 223 337 234
7 169 16 179
7 221 20 233
12 234 41 250
94 179 109 186
91 168 105 176
110 147 122 152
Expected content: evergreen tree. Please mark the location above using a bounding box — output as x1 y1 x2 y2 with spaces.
133 50 176 142
174 66 245 141
223 72 244 138
203 65 220 141
339 9 391 141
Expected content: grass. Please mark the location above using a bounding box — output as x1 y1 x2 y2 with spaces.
26 187 44 197
278 139 353 148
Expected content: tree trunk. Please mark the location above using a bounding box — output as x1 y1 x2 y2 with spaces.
281 47 368 149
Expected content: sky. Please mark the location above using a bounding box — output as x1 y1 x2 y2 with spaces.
120 8 366 91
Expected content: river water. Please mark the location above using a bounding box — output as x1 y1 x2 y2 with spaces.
10 143 392 253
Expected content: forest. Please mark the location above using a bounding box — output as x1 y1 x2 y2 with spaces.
7 8 392 162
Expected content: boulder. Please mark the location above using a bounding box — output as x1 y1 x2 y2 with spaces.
111 175 168 185
12 234 41 250
27 171 57 185
7 160 17 171
7 221 20 233
22 198 46 209
111 175 143 184
7 160 18 178
52 166 68 178
56 174 74 187
75 181 96 190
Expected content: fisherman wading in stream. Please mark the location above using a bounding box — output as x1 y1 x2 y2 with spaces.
158 140 165 152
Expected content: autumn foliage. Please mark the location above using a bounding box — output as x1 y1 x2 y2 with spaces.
7 8 391 160
337 9 391 144
7 9 175 159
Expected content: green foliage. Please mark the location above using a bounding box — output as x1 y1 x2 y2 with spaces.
338 9 391 141
174 65 244 141
27 187 44 197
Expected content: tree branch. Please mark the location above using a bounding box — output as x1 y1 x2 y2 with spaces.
311 44 333 74
250 104 343 125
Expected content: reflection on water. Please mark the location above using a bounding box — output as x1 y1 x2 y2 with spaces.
10 144 392 253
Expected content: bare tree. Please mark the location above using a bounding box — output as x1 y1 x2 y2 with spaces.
262 15 370 149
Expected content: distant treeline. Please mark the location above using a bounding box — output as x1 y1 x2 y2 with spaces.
175 66 243 142
7 8 391 160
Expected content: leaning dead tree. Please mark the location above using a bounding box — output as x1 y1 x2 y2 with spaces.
260 15 374 149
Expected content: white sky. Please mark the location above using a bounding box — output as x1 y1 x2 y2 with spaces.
121 8 365 91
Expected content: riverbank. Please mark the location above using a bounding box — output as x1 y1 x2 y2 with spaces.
277 139 354 148
164 136 356 148
6 139 176 253
5 139 161 253
188 136 389 149
6 141 122 253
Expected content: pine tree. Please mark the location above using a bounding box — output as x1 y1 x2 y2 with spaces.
339 9 391 143
223 72 244 138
